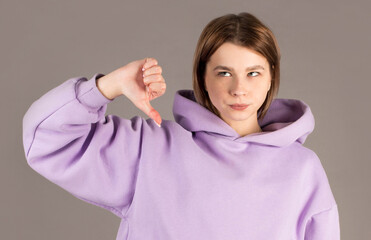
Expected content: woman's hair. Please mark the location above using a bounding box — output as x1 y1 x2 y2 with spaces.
192 12 281 121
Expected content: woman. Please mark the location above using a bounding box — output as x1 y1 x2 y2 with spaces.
23 12 340 239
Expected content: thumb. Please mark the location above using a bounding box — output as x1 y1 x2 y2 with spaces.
137 100 162 127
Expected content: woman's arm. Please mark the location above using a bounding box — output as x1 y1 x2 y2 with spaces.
304 204 340 240
22 58 166 218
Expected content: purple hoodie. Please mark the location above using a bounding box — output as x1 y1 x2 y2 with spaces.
22 73 340 239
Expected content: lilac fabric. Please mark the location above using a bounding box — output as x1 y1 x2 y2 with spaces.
22 73 340 239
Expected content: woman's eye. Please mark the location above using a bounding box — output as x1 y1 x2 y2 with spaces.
248 72 260 77
217 71 232 77
217 71 260 77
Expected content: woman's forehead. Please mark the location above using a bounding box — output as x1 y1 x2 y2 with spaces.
209 43 268 65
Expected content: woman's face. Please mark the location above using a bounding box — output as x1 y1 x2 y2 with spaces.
204 42 271 130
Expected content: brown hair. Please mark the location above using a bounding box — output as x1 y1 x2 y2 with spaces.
192 12 281 120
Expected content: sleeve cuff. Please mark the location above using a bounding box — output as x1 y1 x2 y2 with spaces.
75 73 114 111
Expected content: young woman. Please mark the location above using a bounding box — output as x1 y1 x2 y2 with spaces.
23 12 340 239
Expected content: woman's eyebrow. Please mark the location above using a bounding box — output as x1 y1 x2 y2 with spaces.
213 65 265 71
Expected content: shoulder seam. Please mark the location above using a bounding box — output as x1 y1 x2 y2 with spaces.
311 204 338 218
122 116 145 219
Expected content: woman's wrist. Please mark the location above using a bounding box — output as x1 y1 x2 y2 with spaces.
96 74 123 100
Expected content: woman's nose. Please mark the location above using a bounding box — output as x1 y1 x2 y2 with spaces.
232 89 247 96
230 77 248 96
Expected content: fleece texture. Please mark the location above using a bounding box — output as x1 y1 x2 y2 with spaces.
23 73 340 240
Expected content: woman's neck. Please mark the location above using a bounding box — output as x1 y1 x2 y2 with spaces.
226 119 262 137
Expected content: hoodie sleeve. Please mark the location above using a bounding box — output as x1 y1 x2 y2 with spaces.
304 204 340 239
22 73 144 218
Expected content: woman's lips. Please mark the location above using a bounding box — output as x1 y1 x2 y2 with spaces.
229 104 249 110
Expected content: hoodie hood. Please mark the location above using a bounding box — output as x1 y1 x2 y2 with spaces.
173 89 315 147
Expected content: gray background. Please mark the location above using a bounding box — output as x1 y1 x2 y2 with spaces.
1 0 370 239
